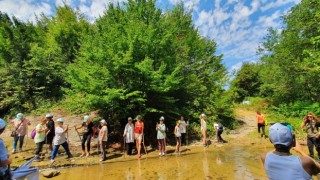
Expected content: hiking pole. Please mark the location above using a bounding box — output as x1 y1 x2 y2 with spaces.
142 134 148 157
74 126 82 141
24 126 28 149
123 136 126 159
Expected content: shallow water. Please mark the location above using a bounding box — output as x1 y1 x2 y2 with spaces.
46 144 270 180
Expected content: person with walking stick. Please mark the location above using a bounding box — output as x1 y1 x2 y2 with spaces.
75 115 94 157
11 113 31 153
156 116 166 157
134 115 144 159
123 117 135 156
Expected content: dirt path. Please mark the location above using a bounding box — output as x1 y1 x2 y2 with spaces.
228 108 257 139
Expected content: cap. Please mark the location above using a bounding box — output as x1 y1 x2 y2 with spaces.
269 123 293 147
57 118 64 123
160 116 164 120
100 119 107 124
201 113 206 117
45 114 53 118
0 118 7 129
128 117 133 121
136 115 142 120
83 115 89 122
17 113 23 120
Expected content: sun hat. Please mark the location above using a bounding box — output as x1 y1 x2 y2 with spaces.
160 116 164 120
136 115 142 120
100 119 107 124
0 118 7 129
57 118 64 123
269 123 293 147
201 113 206 117
45 114 53 118
128 117 133 121
83 115 89 122
17 113 23 120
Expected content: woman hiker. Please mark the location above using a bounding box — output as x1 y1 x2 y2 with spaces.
34 117 48 162
123 117 135 156
200 113 207 147
0 118 12 180
174 121 181 154
45 114 55 152
134 115 144 158
98 119 108 162
156 116 166 156
50 118 72 163
179 116 187 146
75 115 94 157
256 111 266 138
11 113 31 153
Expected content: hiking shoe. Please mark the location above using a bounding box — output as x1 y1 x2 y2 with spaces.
162 152 165 156
159 153 162 156
18 148 22 153
100 158 106 162
86 153 90 157
50 159 55 164
67 154 73 159
12 149 16 154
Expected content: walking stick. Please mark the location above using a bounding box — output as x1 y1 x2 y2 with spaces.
24 126 28 148
123 136 126 159
142 135 148 157
74 126 82 141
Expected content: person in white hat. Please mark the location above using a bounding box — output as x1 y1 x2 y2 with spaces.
75 115 94 157
156 116 166 156
45 114 54 151
123 117 135 155
261 123 320 179
200 113 207 147
50 118 72 163
98 119 108 162
11 113 31 153
0 118 12 179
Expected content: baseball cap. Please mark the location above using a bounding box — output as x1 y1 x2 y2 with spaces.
17 113 23 120
100 119 107 124
160 116 164 120
45 114 53 118
128 117 132 121
83 115 89 122
269 123 293 147
57 118 64 123
0 118 7 129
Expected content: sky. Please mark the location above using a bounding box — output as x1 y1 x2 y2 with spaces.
0 0 300 73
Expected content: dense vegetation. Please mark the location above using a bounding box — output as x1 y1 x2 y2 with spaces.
230 0 320 133
0 0 234 141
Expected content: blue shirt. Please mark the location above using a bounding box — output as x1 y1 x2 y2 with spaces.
0 138 8 174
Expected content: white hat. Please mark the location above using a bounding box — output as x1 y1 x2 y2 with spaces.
269 123 293 147
0 118 7 129
57 118 64 123
128 117 132 121
45 114 53 118
201 113 206 117
100 119 107 124
160 116 164 120
83 115 89 122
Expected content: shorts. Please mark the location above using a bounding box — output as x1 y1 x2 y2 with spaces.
135 133 143 140
175 136 181 143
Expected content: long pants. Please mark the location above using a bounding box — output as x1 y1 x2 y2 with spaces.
181 133 186 145
100 141 107 160
158 139 165 152
126 142 134 155
13 135 25 150
258 124 265 136
217 129 224 142
82 133 92 152
307 137 320 159
51 141 71 160
35 141 45 155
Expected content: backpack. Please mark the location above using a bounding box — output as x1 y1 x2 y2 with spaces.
31 128 36 139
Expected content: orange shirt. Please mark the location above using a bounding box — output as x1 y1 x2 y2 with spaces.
257 114 265 124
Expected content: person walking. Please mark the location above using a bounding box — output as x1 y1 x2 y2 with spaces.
50 118 72 163
123 117 135 156
34 117 48 162
200 114 207 147
301 112 320 161
174 121 181 154
11 113 31 153
214 123 226 143
156 116 166 156
75 115 94 157
99 119 108 162
134 115 144 159
179 116 187 146
261 123 320 179
0 118 12 180
45 114 55 151
256 111 266 138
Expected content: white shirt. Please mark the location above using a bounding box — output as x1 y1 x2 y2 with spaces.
99 126 108 142
180 121 186 133
53 126 67 145
124 123 134 143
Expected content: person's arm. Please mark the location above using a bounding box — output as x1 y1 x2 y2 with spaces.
0 158 12 167
63 125 69 133
123 124 127 137
294 141 320 175
260 153 266 166
75 124 83 130
301 118 307 128
36 125 46 133
159 124 165 133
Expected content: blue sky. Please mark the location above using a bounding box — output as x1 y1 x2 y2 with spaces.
0 0 300 73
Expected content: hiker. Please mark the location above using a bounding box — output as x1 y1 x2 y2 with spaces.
261 123 320 179
156 116 166 156
45 114 55 151
179 116 187 146
301 112 320 161
34 117 48 162
256 111 266 138
174 121 181 154
75 115 94 157
99 119 108 162
50 118 72 163
0 118 12 180
11 113 31 153
123 117 135 155
200 113 207 147
214 123 226 143
134 115 144 158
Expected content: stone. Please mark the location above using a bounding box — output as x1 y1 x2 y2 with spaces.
41 169 60 178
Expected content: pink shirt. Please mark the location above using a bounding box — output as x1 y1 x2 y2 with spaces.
12 118 30 136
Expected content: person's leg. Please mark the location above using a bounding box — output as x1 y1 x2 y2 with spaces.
100 141 107 160
307 137 315 158
86 134 92 155
35 141 44 161
51 145 60 160
19 135 25 151
161 139 165 153
261 125 265 138
158 139 162 154
202 130 207 146
13 136 19 152
181 133 185 146
61 142 72 157
218 130 223 143
81 134 87 156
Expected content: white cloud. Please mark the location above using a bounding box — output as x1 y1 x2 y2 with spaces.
168 0 200 11
260 0 296 12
